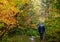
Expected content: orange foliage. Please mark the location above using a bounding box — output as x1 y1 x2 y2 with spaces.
0 12 18 26
0 0 19 27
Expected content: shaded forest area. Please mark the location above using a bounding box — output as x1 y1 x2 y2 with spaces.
0 0 60 42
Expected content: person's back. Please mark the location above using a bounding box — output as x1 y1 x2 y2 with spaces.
38 24 45 33
38 23 45 40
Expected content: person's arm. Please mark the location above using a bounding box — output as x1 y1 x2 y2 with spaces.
38 26 41 33
43 26 45 33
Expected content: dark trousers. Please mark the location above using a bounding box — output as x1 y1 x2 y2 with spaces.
40 33 44 40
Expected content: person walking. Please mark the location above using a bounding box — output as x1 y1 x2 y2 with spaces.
38 23 45 42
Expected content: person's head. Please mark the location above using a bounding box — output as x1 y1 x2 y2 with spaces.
39 22 45 26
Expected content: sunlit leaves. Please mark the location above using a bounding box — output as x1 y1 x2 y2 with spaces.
0 0 19 30
0 23 4 29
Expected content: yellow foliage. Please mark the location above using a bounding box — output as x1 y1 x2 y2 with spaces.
0 0 30 30
30 24 36 28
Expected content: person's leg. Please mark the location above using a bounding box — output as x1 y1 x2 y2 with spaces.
40 33 42 40
40 33 44 40
40 33 45 42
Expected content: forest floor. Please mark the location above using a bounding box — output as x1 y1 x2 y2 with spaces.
0 35 40 42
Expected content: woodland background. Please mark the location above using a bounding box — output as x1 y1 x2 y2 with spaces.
0 0 60 42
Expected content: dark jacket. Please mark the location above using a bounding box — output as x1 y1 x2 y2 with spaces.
38 24 45 33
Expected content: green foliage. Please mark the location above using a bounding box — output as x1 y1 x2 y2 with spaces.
54 0 60 10
25 28 39 37
52 0 60 13
45 14 60 42
0 22 4 29
45 27 60 42
0 0 60 42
